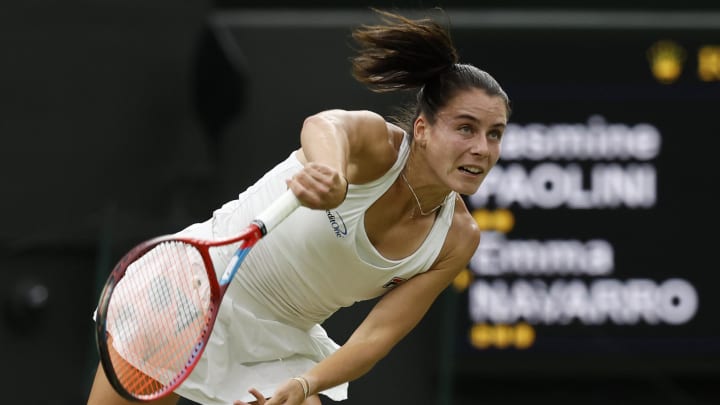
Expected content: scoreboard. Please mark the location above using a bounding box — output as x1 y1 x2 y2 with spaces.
449 10 720 375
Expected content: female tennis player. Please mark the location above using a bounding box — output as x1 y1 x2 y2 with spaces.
87 8 510 405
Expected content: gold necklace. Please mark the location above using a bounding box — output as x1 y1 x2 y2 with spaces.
400 173 447 217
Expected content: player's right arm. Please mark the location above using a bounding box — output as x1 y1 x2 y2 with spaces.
289 109 400 210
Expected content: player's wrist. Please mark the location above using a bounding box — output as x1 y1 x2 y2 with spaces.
291 376 309 399
303 374 319 398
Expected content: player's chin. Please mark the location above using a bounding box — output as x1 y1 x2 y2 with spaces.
452 184 480 196
456 186 480 196
454 174 484 195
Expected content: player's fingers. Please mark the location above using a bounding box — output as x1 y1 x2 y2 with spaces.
304 161 333 176
286 176 322 208
249 388 266 404
287 171 342 209
233 388 266 405
298 166 333 193
302 164 347 205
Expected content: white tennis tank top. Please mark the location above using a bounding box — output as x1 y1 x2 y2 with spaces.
185 132 456 331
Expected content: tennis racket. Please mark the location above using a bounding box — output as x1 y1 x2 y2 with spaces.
94 189 300 402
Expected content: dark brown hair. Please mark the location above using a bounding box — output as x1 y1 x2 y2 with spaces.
351 8 511 131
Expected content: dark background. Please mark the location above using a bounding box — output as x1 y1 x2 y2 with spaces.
1 1 718 404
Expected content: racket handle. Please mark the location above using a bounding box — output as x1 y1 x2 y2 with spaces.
253 189 301 235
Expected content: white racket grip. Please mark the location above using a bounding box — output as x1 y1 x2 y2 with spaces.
254 189 301 235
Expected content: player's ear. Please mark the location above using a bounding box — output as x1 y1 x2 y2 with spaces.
413 115 429 147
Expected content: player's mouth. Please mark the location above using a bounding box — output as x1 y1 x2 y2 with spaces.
459 165 484 175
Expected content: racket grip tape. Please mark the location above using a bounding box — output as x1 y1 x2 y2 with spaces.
253 189 301 235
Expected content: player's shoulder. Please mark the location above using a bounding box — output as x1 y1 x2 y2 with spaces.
325 109 386 127
385 121 407 151
342 110 403 183
350 109 399 145
447 196 481 257
324 109 395 146
428 196 480 274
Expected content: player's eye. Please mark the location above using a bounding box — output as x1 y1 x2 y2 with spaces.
488 129 504 141
458 125 474 135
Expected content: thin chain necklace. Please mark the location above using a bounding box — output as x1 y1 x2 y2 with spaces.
400 173 448 217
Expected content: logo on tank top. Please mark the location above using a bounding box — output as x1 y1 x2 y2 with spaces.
383 277 407 289
325 210 347 238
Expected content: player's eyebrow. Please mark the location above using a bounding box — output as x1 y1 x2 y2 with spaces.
452 113 506 128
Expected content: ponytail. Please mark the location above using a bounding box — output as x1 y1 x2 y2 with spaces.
351 8 457 93
350 8 511 131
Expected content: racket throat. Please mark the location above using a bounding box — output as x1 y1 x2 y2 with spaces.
219 227 262 286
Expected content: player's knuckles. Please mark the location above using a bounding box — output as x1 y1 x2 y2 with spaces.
294 171 313 185
307 161 332 173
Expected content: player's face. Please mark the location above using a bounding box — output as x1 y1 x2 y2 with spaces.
416 88 508 195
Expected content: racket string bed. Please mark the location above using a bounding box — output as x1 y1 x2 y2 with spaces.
106 241 212 396
96 189 300 400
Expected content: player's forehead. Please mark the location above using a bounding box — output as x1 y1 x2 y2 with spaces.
438 88 508 124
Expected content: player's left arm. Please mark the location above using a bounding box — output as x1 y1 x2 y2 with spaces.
300 199 481 396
